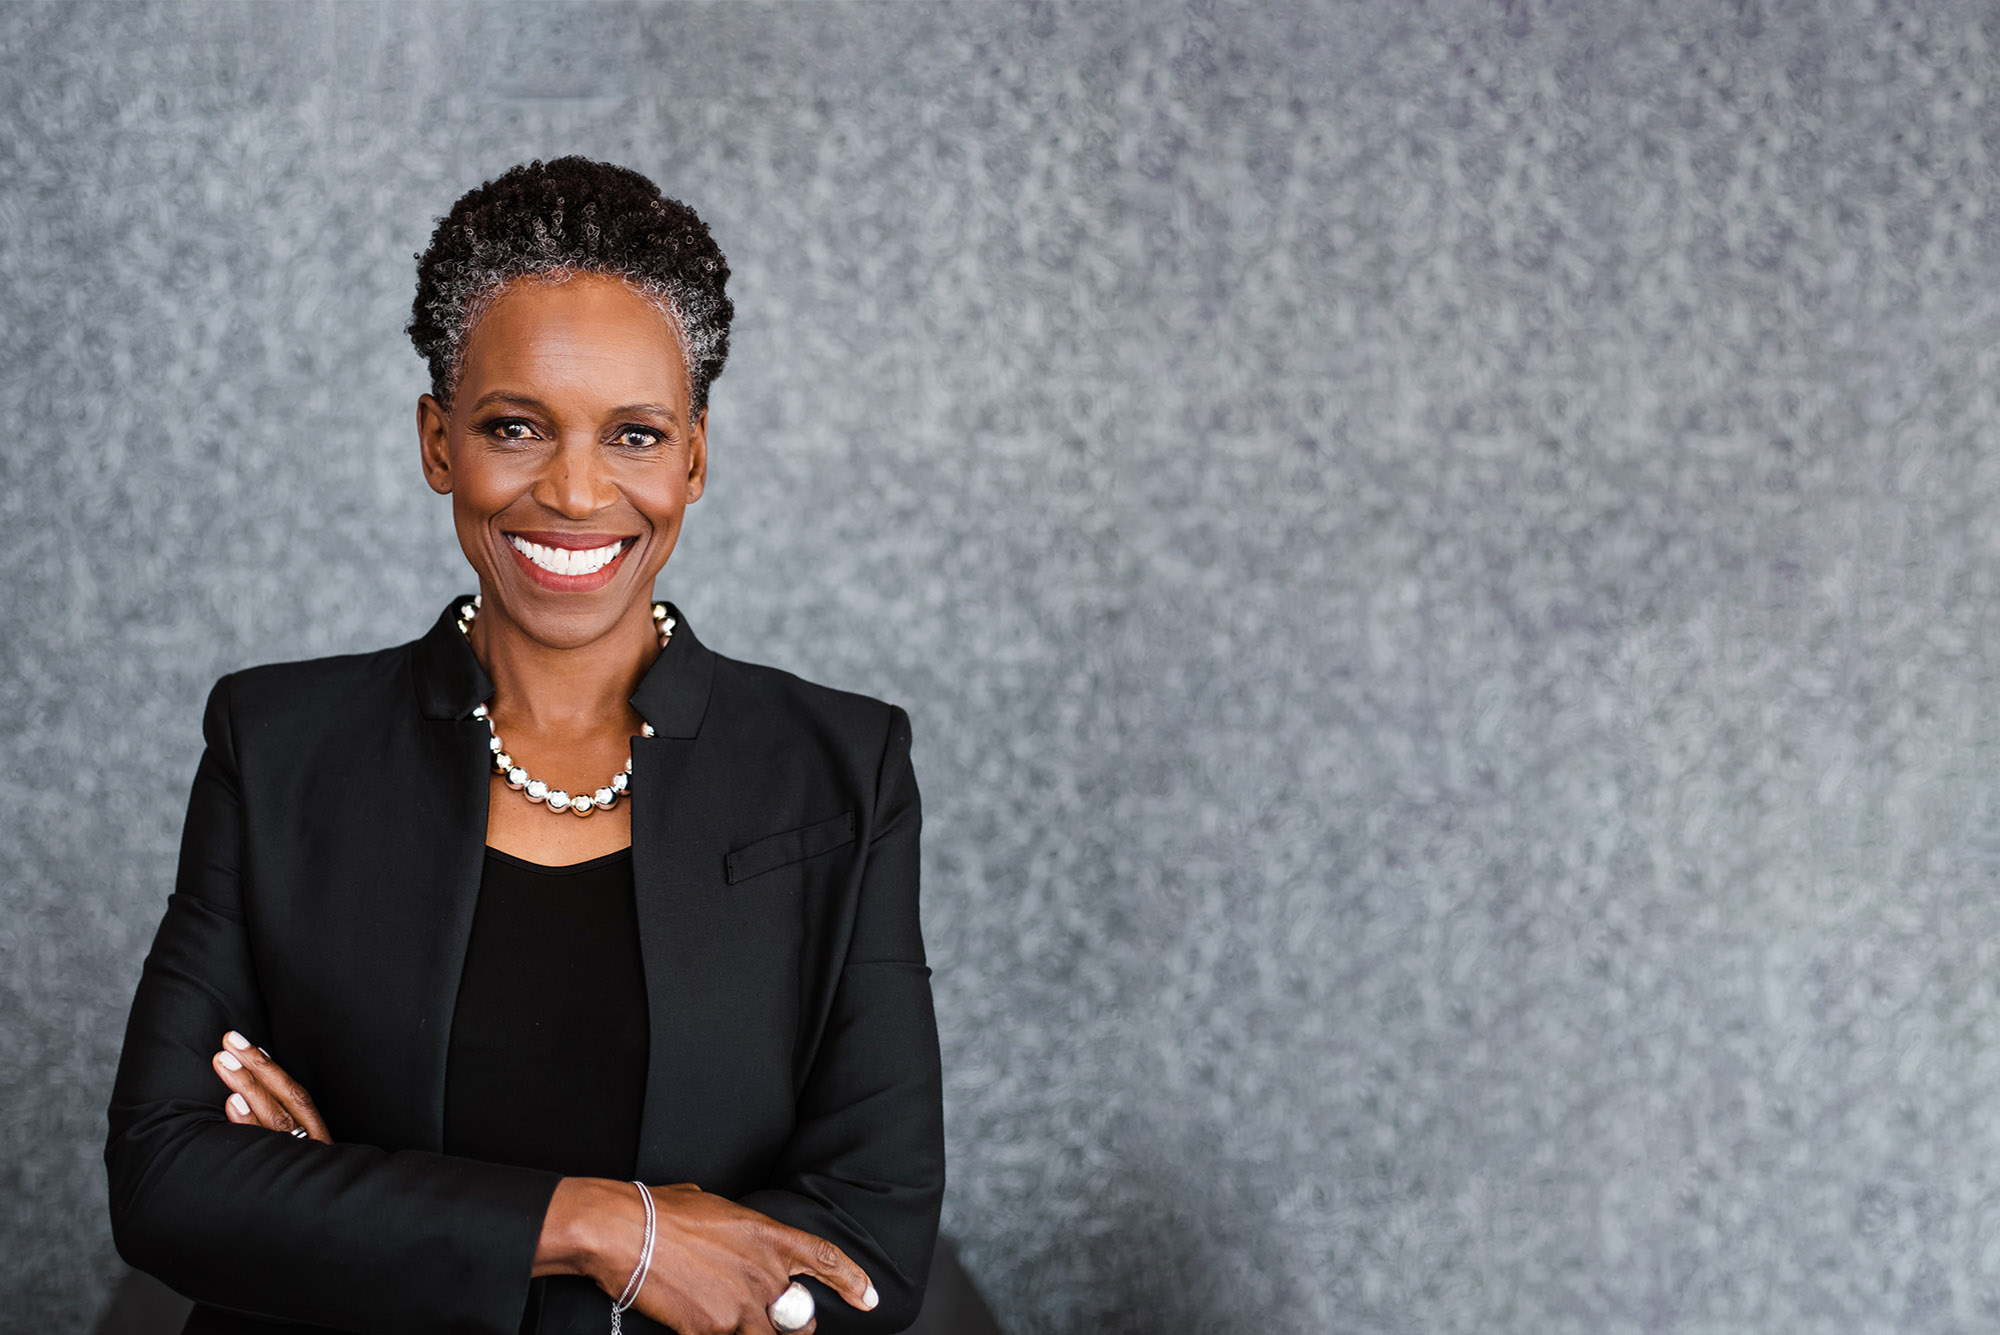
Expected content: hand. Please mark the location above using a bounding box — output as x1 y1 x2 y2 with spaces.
540 1179 879 1335
210 1030 331 1143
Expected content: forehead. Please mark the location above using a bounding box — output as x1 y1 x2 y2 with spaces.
458 274 689 410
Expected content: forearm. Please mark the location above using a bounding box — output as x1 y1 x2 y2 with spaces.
731 960 946 1333
109 1109 560 1335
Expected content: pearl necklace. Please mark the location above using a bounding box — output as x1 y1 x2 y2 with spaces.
454 595 676 818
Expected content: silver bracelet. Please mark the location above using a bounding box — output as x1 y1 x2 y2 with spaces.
610 1180 656 1335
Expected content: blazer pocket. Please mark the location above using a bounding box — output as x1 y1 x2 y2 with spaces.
725 810 856 885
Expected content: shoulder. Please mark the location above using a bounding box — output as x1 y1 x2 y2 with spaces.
707 648 913 759
708 649 910 737
699 649 921 827
200 639 420 751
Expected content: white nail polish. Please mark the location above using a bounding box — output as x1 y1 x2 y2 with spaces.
217 1051 242 1070
225 1031 251 1050
864 1284 878 1310
229 1093 249 1115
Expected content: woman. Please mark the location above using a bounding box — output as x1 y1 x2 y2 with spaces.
104 157 945 1335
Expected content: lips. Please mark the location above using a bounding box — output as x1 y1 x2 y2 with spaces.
503 531 637 591
508 534 628 577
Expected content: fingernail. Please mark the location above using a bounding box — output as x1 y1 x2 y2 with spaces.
225 1031 251 1050
864 1284 878 1309
217 1050 242 1071
229 1093 249 1115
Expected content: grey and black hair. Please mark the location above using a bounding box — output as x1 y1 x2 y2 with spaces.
408 156 733 415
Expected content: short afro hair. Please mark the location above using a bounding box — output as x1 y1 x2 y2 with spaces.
408 156 733 415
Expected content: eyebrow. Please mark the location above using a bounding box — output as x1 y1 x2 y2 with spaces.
465 392 681 424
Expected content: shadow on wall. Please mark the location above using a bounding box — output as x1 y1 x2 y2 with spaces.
94 1236 1005 1335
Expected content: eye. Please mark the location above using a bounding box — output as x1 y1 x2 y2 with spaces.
486 417 539 442
614 426 664 449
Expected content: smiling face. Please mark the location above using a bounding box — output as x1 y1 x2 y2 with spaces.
417 273 706 651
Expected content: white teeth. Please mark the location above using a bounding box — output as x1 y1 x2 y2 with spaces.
509 535 625 577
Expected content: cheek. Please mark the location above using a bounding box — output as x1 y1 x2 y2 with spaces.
622 467 691 525
449 447 535 514
448 480 502 540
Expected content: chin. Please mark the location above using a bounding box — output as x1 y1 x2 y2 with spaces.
506 598 641 652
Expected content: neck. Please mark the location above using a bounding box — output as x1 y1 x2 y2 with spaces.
466 595 659 733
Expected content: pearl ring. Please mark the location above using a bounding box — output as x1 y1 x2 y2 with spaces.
769 1281 815 1333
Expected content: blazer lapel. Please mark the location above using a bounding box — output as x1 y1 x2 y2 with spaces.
625 604 768 1186
406 597 498 1152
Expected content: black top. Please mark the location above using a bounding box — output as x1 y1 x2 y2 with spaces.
444 845 649 1335
444 846 649 1180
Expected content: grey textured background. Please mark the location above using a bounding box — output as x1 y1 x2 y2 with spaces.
5 1 2000 1331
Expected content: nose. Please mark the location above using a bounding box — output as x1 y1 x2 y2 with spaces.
533 434 619 519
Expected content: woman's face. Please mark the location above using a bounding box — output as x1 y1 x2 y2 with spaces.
418 273 706 651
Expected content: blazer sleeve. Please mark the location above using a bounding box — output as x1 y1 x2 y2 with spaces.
736 703 947 1333
104 674 563 1335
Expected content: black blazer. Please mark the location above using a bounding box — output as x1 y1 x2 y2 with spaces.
105 597 945 1335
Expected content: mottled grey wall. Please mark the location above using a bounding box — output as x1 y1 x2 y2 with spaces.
5 1 2000 1331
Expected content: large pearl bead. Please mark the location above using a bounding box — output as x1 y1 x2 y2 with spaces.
770 1282 814 1332
545 789 572 813
525 779 548 804
506 766 529 791
570 794 595 817
610 771 629 793
594 786 616 809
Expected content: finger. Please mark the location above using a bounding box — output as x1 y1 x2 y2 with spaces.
771 1227 876 1313
214 1053 266 1128
212 1051 297 1133
223 1031 331 1141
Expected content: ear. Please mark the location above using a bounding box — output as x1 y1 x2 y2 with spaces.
684 406 709 504
417 394 453 495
